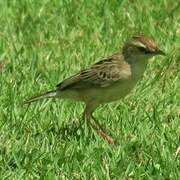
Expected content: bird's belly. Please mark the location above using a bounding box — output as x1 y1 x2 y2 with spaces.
64 79 139 104
94 80 137 103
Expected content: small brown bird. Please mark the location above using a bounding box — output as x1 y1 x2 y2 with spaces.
25 35 165 144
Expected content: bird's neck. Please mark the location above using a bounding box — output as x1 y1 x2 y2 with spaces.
126 56 149 79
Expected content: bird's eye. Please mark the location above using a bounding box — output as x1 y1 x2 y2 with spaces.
138 47 146 51
138 47 151 54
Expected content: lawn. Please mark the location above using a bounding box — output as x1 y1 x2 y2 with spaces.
0 0 179 179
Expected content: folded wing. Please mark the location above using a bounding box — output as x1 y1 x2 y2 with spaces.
56 54 131 90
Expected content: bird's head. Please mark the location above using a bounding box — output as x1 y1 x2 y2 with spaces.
122 35 165 60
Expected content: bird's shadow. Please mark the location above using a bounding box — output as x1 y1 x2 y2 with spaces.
46 121 94 142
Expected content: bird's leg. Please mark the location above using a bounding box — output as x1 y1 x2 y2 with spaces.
83 105 114 144
91 114 107 133
90 120 114 144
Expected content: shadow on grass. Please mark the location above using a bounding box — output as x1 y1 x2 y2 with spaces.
45 121 96 143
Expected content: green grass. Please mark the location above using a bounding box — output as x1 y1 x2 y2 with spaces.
0 0 179 179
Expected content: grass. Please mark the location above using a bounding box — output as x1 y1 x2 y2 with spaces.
0 0 179 179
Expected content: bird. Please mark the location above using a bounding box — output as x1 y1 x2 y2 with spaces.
25 35 165 144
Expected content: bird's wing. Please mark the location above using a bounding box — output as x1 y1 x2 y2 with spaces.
56 54 131 90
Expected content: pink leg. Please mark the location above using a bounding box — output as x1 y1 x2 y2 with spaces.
83 105 114 144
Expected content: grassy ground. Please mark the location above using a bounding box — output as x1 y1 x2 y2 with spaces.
0 0 179 179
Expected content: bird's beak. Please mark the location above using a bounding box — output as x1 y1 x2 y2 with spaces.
155 49 166 56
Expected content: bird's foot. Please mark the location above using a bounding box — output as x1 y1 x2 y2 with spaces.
96 128 114 144
89 120 114 144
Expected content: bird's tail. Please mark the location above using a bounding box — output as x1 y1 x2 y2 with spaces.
24 90 57 104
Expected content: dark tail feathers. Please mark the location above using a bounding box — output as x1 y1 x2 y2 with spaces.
24 90 57 104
